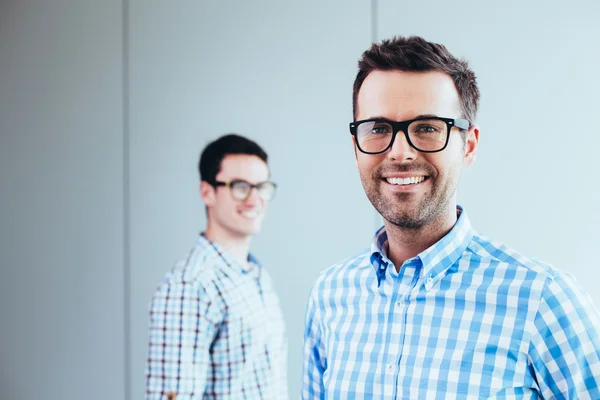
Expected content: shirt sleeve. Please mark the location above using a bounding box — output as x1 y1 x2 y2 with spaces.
301 283 327 400
528 271 600 399
146 280 222 399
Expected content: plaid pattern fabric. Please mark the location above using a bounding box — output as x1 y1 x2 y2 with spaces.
302 207 600 399
146 234 288 399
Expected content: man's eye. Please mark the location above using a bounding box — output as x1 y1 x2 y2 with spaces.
415 125 440 133
371 125 391 134
232 182 250 190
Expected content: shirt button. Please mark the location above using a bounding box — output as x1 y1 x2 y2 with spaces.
396 299 403 306
386 362 395 372
424 275 434 289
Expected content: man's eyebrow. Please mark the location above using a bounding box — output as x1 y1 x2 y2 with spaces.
413 113 441 119
228 178 270 184
362 113 441 121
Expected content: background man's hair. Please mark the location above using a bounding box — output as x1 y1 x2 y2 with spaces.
198 134 268 184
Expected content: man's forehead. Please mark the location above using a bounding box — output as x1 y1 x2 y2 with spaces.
217 154 269 178
357 70 461 119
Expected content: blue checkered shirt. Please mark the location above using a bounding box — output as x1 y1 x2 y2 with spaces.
146 234 288 399
302 207 600 399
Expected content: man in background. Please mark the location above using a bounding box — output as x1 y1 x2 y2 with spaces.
147 134 287 399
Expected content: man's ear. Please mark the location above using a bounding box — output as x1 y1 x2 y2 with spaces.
200 181 216 206
463 125 480 167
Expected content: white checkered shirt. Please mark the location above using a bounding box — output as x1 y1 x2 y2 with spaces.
302 207 600 399
146 234 288 399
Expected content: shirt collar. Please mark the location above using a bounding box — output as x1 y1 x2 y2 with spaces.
183 233 261 282
370 206 474 289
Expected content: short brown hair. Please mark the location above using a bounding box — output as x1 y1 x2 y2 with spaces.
352 36 479 123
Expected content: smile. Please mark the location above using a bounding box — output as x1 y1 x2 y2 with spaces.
384 176 427 186
240 210 259 218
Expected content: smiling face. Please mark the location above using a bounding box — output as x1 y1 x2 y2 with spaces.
354 69 478 230
201 154 270 240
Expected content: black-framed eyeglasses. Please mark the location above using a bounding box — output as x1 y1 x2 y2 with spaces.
212 180 277 201
349 116 470 154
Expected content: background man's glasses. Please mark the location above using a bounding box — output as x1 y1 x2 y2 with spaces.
212 180 277 201
349 116 470 154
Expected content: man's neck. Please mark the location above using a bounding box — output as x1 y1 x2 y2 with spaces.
204 226 252 268
384 206 458 272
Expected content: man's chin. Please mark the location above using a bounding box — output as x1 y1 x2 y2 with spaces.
386 217 426 230
379 208 427 230
239 223 262 237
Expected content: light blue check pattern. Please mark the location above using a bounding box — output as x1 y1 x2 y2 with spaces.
146 234 288 399
302 207 600 399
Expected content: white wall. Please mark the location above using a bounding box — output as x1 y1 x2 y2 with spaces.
1 1 598 399
0 1 126 399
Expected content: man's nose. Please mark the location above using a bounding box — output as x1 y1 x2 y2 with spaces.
387 130 418 162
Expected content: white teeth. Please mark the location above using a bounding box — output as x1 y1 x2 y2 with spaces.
241 211 258 218
385 176 425 185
